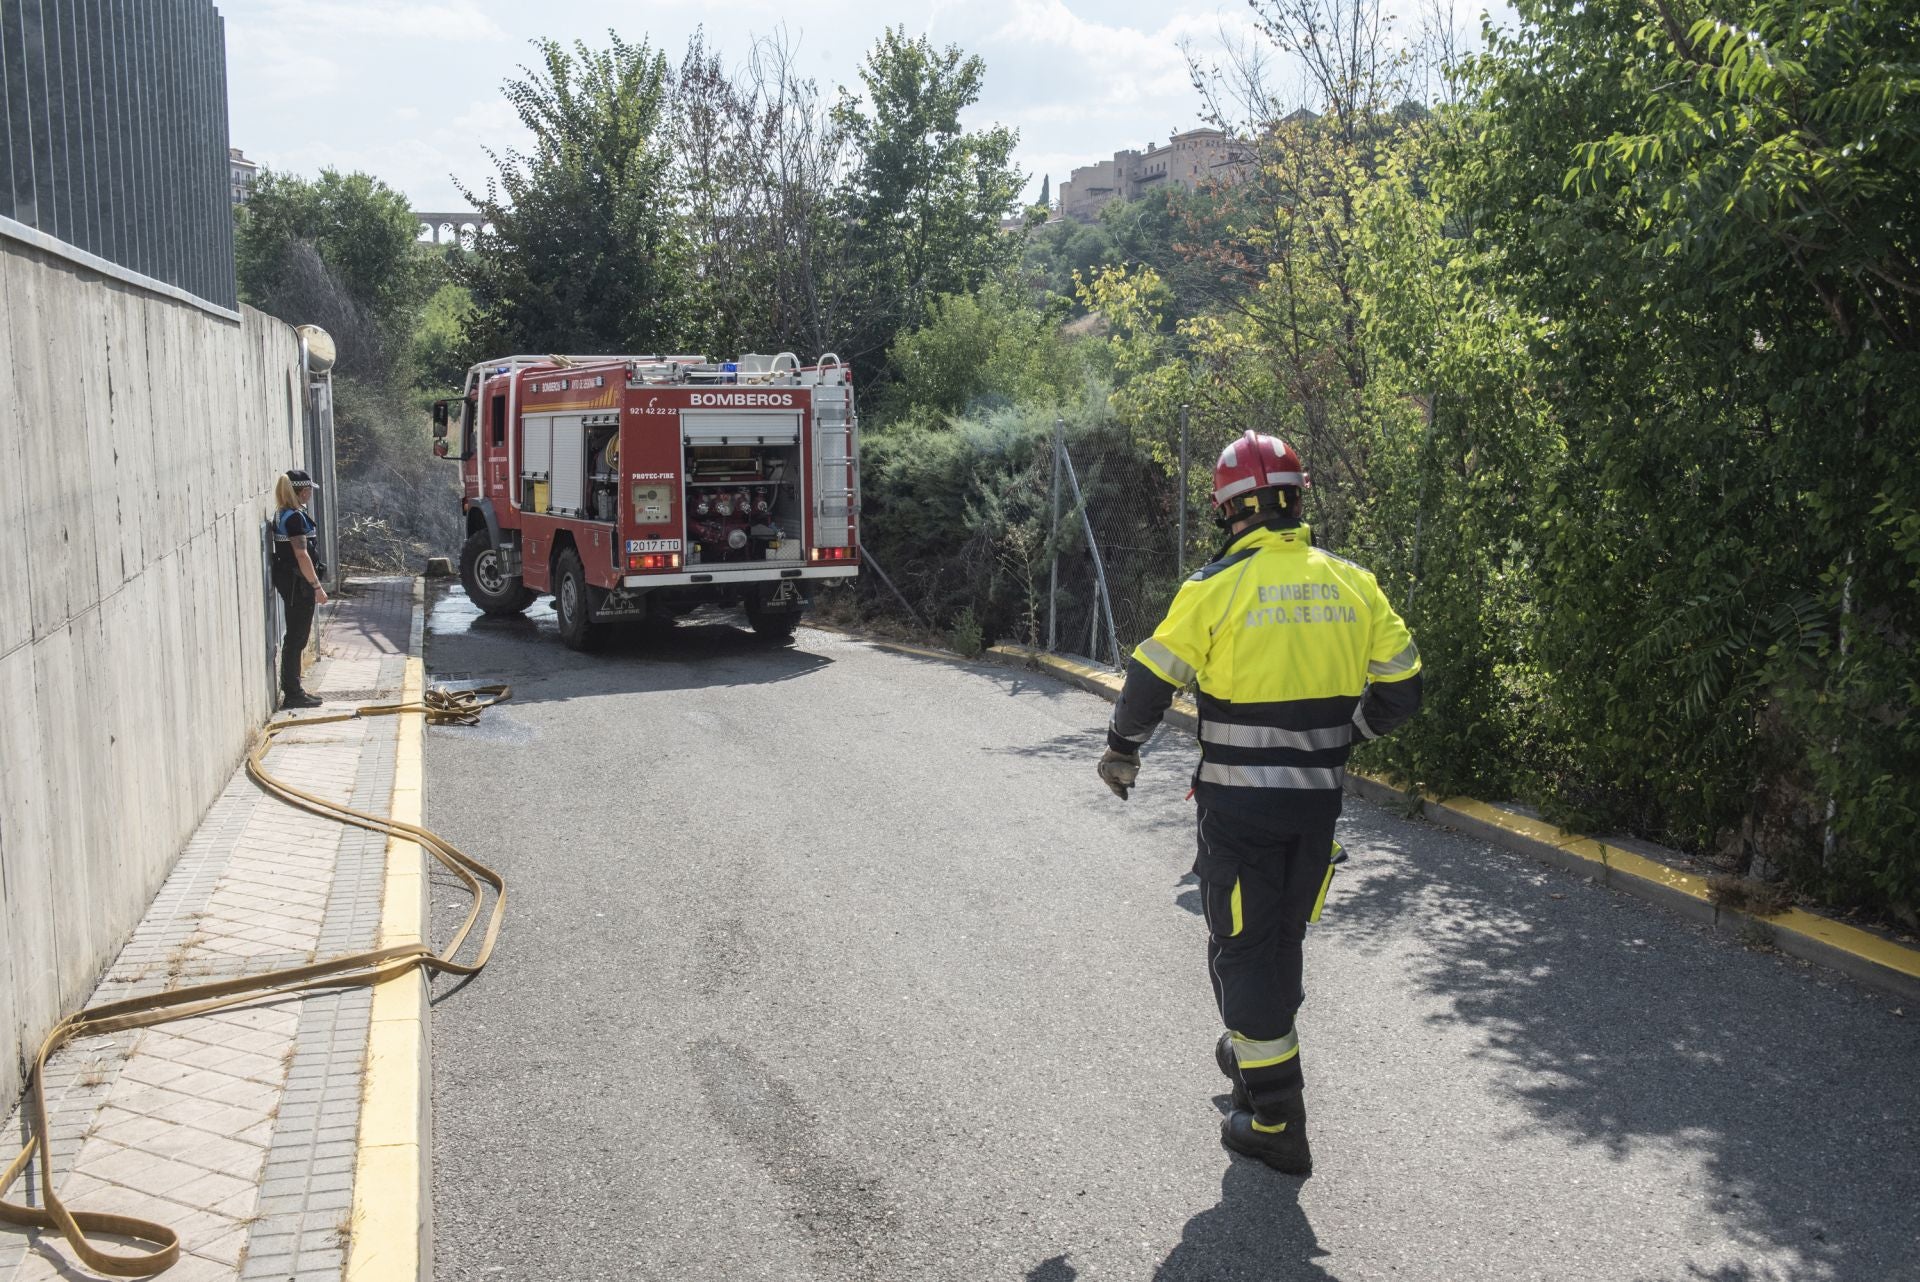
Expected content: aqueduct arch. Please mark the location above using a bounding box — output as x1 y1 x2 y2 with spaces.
412 211 495 247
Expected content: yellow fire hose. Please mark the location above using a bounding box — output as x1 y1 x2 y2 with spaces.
0 685 510 1277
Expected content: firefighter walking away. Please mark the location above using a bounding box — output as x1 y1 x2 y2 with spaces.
1096 431 1423 1175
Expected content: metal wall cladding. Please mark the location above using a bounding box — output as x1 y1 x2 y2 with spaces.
0 0 236 311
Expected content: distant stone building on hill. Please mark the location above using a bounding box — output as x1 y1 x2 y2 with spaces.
229 148 258 205
1055 128 1250 222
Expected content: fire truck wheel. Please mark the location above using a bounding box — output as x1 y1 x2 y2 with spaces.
745 605 799 643
460 531 533 617
554 548 607 651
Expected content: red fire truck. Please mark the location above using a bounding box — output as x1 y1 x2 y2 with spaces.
431 352 859 649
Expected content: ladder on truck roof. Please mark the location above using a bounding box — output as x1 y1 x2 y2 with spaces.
463 352 851 395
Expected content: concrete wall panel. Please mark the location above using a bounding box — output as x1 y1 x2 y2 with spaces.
0 257 31 661
97 582 148 932
102 286 150 590
75 286 118 601
153 548 196 854
35 610 91 1003
8 629 69 1059
69 608 118 986
7 253 73 640
43 253 105 630
0 239 305 1102
0 644 54 1098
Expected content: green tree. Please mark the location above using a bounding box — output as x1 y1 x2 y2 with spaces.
671 29 848 360
1354 0 1920 918
1021 217 1117 306
883 283 1099 423
411 282 474 392
234 167 462 568
235 168 430 380
831 27 1023 379
455 34 684 358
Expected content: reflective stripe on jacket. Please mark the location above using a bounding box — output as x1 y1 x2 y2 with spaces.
1108 521 1422 819
271 506 317 577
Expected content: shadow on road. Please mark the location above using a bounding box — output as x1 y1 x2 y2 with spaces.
1323 804 1920 1280
425 584 834 706
1154 1160 1332 1281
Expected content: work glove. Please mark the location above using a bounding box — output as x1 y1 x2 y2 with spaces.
1097 748 1141 801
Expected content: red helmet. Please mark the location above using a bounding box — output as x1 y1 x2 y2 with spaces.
1211 430 1305 515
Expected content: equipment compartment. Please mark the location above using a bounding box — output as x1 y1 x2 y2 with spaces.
682 443 803 565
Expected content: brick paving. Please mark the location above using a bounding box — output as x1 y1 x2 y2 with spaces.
0 577 420 1282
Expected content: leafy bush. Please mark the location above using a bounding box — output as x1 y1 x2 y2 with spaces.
947 608 984 657
1346 1 1920 922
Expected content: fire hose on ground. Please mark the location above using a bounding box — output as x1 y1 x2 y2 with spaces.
0 684 511 1278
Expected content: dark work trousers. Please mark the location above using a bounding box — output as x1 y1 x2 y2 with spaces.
277 576 316 696
1195 805 1339 1119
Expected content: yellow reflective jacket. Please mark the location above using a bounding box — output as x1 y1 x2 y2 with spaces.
1108 522 1422 820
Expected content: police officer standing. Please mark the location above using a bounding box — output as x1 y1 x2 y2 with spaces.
1096 432 1423 1176
271 468 329 709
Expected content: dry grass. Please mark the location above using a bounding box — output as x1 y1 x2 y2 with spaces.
1708 874 1796 917
162 930 208 985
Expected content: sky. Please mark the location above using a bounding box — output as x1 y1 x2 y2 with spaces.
218 0 1511 212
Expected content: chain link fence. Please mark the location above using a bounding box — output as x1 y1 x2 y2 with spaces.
852 407 1215 669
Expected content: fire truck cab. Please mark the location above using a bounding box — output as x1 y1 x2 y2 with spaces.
431 352 859 650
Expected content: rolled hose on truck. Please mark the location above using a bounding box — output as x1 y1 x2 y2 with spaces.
0 685 512 1278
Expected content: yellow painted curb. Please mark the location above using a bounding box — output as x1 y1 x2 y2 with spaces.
346 634 431 1279
1367 779 1920 991
974 639 1920 1000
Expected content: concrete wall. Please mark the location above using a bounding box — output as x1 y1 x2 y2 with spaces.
0 238 305 1100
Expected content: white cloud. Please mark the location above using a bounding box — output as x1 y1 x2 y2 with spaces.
227 26 344 102
228 1 1502 208
990 0 1258 104
242 0 509 41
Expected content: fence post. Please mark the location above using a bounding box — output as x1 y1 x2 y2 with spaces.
1177 402 1190 577
856 541 923 627
1048 417 1062 652
1059 438 1124 667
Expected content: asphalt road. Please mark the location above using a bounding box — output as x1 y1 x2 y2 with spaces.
423 590 1919 1282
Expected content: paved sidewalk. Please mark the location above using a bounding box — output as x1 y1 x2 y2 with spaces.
0 577 422 1282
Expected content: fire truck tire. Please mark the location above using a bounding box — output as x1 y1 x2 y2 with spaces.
554 548 607 651
460 531 534 617
745 605 799 643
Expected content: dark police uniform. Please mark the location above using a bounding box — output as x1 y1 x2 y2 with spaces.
271 504 320 698
1108 519 1422 1120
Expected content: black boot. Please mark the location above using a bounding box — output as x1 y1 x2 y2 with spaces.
1215 1033 1251 1111
1221 1094 1312 1176
282 689 323 709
